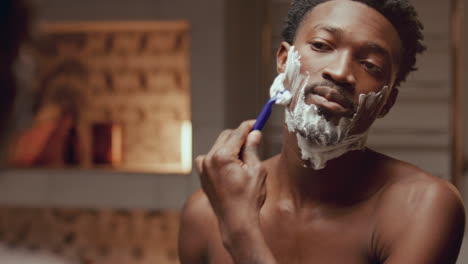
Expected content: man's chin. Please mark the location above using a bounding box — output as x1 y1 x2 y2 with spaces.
315 105 355 125
296 129 342 147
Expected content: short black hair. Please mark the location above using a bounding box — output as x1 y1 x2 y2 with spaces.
281 0 426 87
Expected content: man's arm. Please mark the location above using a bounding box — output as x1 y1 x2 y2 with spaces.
178 190 211 264
194 120 278 264
382 181 465 264
178 189 277 264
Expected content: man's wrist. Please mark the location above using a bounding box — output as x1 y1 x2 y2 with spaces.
218 209 260 235
221 221 262 250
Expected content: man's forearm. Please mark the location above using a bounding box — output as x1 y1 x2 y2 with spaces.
222 224 278 264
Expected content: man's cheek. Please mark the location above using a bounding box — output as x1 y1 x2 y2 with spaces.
287 89 302 111
348 110 378 135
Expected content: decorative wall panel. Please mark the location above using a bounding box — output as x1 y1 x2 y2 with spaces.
13 21 191 174
0 207 180 264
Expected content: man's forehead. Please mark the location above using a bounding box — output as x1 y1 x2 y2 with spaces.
301 1 401 51
305 2 394 35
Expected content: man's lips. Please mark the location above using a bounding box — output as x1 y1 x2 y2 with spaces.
304 86 355 116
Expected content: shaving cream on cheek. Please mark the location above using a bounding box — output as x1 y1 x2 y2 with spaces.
275 47 390 170
269 46 309 106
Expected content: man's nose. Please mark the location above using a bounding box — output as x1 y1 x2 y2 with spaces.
321 51 356 89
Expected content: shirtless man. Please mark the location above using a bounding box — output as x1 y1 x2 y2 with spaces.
179 0 466 263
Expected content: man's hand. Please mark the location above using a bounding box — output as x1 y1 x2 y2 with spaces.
195 120 267 237
195 121 278 264
179 120 275 264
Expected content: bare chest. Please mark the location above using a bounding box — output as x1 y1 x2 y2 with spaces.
207 208 376 264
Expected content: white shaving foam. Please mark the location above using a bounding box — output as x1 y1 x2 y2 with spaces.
269 46 308 105
287 86 389 170
270 45 390 170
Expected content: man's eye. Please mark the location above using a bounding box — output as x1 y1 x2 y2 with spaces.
362 61 383 75
310 42 332 51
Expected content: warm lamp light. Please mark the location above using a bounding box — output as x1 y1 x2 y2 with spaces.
181 120 192 173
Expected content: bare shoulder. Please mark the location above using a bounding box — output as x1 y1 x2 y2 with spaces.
180 188 217 239
181 189 216 220
179 189 217 264
370 152 466 262
374 152 464 217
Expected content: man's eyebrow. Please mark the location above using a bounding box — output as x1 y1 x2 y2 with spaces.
313 24 343 35
364 42 391 60
312 24 394 61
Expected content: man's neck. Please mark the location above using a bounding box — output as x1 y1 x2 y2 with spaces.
266 132 384 212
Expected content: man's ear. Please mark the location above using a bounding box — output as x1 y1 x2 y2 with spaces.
276 41 291 74
378 87 399 118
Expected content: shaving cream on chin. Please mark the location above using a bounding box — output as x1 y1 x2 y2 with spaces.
289 85 389 169
286 85 390 170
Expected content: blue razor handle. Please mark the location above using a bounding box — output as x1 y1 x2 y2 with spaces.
252 98 277 131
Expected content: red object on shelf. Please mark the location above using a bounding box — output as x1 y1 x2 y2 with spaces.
92 123 123 166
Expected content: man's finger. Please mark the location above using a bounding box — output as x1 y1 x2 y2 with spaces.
243 130 262 166
209 129 232 154
224 120 256 154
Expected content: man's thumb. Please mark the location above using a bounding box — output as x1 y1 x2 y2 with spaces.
243 130 262 165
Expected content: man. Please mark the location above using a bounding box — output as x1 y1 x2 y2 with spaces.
179 0 465 263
